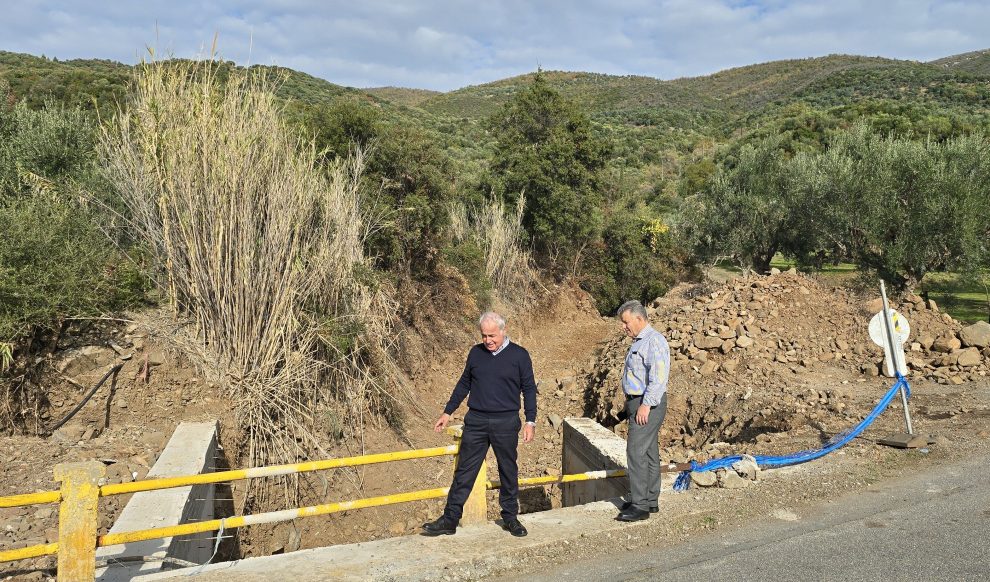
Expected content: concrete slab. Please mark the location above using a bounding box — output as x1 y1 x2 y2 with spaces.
96 421 219 581
139 493 687 582
561 417 628 506
878 432 929 448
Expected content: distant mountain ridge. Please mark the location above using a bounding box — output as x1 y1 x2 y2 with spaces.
415 52 990 129
364 86 440 108
2 48 988 139
930 49 990 75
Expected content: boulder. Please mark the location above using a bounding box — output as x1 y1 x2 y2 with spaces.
959 321 990 349
736 335 754 349
732 454 761 481
52 425 85 443
719 470 750 489
698 361 719 376
57 346 109 377
695 336 724 350
931 334 961 353
690 471 717 487
956 347 982 368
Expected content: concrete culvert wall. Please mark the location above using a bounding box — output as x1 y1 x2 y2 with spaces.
96 421 220 581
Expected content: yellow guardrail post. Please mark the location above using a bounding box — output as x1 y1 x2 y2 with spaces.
53 461 104 582
446 425 487 525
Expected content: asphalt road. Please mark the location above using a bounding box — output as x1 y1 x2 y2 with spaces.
505 454 990 582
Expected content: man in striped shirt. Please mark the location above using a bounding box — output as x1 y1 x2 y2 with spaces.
616 300 670 522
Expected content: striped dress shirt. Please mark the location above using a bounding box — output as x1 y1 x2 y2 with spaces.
622 324 670 407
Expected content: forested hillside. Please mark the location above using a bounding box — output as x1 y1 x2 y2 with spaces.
2 46 989 355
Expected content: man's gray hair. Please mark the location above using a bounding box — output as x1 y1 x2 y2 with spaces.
616 300 648 320
478 311 506 330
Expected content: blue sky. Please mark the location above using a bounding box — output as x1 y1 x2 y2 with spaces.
2 1 988 91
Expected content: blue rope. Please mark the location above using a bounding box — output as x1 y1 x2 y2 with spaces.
673 373 911 492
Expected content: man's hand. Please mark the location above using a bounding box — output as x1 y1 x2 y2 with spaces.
523 423 535 443
434 413 451 432
635 404 651 426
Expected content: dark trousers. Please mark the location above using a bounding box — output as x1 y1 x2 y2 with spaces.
443 410 521 522
625 393 667 511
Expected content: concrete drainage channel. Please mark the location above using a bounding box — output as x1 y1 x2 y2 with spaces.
96 422 221 581
128 418 640 581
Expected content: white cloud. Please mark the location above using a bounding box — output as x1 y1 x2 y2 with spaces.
0 1 987 90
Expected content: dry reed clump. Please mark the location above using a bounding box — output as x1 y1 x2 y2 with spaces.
449 195 540 302
100 57 402 505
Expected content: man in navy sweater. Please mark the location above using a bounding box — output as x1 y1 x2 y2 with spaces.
423 311 538 537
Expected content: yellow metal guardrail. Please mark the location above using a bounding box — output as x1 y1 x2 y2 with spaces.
0 427 642 580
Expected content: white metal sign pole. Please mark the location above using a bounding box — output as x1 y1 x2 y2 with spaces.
880 280 913 435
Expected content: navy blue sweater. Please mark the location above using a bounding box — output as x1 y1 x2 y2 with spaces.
443 342 538 423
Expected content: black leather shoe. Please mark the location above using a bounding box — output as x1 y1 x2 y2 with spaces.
422 516 457 536
621 501 659 513
502 518 528 537
616 506 650 522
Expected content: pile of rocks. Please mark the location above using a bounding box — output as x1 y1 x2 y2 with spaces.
585 270 989 464
688 454 762 489
908 318 990 384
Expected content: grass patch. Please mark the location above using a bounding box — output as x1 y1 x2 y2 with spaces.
769 254 857 274
712 255 989 324
918 272 990 324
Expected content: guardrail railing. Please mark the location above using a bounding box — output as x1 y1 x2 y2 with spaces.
1 425 679 581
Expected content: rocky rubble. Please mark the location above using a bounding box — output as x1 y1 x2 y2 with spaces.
0 313 222 577
0 429 166 577
584 270 989 472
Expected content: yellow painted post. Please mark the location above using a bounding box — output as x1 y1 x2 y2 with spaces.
447 426 487 525
54 461 105 582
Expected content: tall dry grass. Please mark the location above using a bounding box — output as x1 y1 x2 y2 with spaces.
100 57 401 505
450 195 540 301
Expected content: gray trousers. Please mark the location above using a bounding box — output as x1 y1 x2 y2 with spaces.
625 393 667 511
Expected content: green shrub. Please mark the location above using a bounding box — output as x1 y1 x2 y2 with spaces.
0 102 100 195
581 210 682 315
293 100 457 279
443 239 493 309
0 101 145 343
484 72 610 266
0 190 147 341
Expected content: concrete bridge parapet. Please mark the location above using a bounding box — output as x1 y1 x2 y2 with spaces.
561 417 628 507
96 421 220 581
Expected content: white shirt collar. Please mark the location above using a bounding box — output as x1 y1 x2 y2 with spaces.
492 336 511 356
